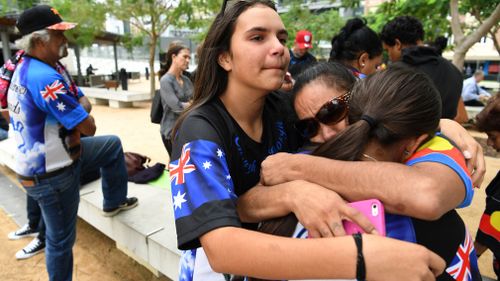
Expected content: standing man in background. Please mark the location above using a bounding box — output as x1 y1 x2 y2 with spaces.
380 16 463 119
8 5 137 280
288 29 317 77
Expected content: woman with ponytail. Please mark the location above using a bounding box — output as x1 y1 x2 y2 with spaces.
329 18 383 78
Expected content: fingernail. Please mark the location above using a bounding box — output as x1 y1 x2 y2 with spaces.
463 151 472 159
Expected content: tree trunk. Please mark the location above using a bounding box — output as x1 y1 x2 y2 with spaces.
490 28 500 56
450 2 500 70
452 47 466 71
149 36 157 97
74 44 83 86
449 1 500 123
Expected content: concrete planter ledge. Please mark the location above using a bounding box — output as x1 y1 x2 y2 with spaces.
80 87 151 108
0 136 180 280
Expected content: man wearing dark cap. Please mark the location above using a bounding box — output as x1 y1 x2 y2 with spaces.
7 5 137 280
288 29 317 77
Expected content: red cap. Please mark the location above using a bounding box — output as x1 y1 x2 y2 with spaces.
295 30 313 49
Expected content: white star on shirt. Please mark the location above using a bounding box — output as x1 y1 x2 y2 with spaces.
173 190 187 210
216 148 223 158
56 102 66 112
226 174 231 180
202 161 212 169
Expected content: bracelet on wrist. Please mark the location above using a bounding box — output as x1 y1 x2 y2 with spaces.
353 233 366 281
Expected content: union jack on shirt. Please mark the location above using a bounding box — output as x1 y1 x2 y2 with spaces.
169 140 237 220
446 231 479 281
41 80 66 101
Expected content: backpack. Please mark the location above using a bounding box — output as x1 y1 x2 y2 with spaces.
0 50 25 109
124 152 151 177
150 89 163 124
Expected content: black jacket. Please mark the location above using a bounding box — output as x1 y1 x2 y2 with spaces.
401 46 463 119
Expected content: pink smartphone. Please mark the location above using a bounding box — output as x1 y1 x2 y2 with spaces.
343 199 386 236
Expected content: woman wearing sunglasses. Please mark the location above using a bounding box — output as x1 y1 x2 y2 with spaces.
168 1 445 280
329 18 383 78
253 63 481 281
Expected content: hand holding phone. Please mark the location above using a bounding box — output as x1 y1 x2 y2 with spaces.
343 199 386 236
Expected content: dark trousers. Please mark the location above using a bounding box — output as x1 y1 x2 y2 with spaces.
161 134 172 157
464 99 484 107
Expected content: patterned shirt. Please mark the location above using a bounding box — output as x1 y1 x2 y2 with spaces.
7 56 88 176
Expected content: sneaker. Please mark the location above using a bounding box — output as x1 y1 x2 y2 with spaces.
102 197 139 217
15 237 45 260
8 224 38 240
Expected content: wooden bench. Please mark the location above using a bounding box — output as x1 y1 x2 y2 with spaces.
80 87 150 108
104 80 119 90
88 75 106 88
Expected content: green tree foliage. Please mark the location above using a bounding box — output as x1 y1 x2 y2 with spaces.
280 0 344 59
449 0 500 68
0 0 37 15
366 0 500 50
366 0 450 42
51 0 107 48
460 0 500 55
50 0 107 84
106 0 220 96
366 0 500 69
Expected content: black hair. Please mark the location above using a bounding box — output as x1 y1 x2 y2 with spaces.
329 18 383 63
430 36 447 55
158 44 189 79
314 63 441 160
292 61 356 102
380 16 424 46
476 95 500 132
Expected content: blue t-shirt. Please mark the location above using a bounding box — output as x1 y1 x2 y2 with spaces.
7 56 88 176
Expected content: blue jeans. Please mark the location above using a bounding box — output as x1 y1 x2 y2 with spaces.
22 135 128 281
27 194 45 240
0 128 7 141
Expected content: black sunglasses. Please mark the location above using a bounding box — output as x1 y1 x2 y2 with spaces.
294 92 350 139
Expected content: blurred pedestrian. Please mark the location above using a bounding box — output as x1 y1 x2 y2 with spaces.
462 70 491 107
158 44 193 156
380 16 462 119
288 29 317 77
